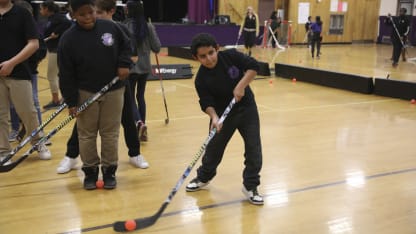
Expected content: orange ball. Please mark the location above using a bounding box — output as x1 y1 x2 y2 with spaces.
96 180 104 189
125 220 136 231
292 78 297 82
411 99 416 104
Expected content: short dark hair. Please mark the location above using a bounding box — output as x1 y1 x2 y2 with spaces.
190 33 217 56
70 0 95 13
400 8 407 14
96 0 116 12
41 0 60 13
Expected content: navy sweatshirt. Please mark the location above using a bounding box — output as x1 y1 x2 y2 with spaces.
194 49 259 115
58 19 132 108
44 13 72 52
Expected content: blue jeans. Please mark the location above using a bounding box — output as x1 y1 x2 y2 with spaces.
10 74 42 131
196 103 263 190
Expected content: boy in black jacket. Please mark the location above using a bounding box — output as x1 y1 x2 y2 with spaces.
385 8 410 67
186 33 264 205
58 0 132 190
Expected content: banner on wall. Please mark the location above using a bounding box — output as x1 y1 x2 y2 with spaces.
298 2 310 24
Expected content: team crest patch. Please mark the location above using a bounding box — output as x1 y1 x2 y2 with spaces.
228 66 240 79
101 33 114 46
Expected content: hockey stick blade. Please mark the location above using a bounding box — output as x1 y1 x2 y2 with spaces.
112 98 236 232
0 155 29 172
113 203 167 232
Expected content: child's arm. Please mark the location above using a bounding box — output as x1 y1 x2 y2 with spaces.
0 39 38 77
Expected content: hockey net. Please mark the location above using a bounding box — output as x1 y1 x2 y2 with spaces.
261 20 292 49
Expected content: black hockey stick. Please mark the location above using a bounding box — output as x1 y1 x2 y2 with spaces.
0 77 120 173
113 98 237 232
0 103 67 166
154 53 170 124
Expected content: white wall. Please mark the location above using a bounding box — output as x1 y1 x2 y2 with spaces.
379 0 397 15
379 0 416 16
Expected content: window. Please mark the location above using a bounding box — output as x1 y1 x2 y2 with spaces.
329 14 344 35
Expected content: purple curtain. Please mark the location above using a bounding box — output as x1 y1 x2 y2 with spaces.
188 0 211 24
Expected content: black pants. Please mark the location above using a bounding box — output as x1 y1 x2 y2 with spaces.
311 32 321 57
196 104 263 190
129 73 148 124
65 81 140 158
392 38 403 64
243 31 256 49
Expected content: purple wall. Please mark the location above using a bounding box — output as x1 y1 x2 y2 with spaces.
188 0 211 24
154 24 266 47
378 16 416 46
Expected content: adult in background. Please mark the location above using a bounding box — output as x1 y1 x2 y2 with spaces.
238 6 259 56
310 15 322 59
385 8 410 67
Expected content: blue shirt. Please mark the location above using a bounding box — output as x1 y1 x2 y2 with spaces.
310 22 322 33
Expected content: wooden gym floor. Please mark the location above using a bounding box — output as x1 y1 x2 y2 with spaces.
0 44 416 234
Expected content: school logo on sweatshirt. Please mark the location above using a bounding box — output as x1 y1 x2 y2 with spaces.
228 66 240 79
101 33 114 47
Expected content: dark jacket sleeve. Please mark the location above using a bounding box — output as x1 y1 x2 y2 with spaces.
115 23 133 69
58 32 79 108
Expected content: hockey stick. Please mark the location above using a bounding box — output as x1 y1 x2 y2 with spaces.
267 26 285 50
113 98 237 232
388 15 408 57
154 53 170 124
0 77 120 173
0 102 67 166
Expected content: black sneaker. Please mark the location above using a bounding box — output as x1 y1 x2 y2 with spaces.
186 177 209 192
43 101 61 110
242 187 264 205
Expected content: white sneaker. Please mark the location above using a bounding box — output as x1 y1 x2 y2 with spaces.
129 155 149 169
242 187 264 205
0 156 12 166
56 156 78 174
36 143 51 160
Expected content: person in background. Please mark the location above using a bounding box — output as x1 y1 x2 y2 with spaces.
238 6 259 56
310 15 322 59
385 8 410 67
124 0 161 142
305 16 312 48
40 0 72 110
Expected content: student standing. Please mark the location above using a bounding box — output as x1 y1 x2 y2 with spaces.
239 6 259 56
124 0 161 142
385 8 410 67
56 0 149 174
186 33 264 205
39 0 72 110
310 16 322 59
0 0 51 164
58 0 132 189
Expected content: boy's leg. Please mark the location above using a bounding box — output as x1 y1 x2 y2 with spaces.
77 90 100 189
0 78 12 159
238 104 263 205
99 87 124 188
9 79 51 159
121 82 149 168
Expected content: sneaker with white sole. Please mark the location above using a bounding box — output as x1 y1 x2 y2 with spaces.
242 187 264 205
129 155 149 169
186 177 209 192
56 156 78 174
36 143 51 160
